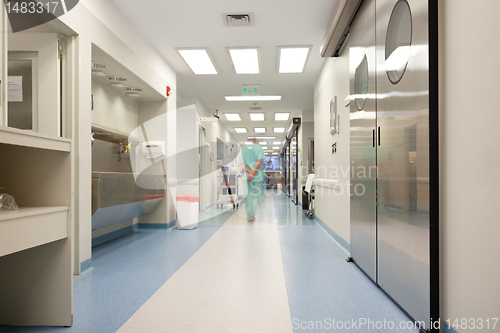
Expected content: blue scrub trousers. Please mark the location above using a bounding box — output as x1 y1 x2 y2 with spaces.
246 179 263 220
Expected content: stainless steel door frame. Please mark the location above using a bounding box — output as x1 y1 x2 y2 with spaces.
348 0 439 330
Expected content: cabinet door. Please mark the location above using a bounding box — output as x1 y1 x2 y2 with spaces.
349 0 377 282
376 0 430 327
8 33 60 135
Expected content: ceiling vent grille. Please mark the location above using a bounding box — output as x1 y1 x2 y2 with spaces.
249 107 262 110
223 13 255 27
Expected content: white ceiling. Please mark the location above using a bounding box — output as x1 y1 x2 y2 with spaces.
108 0 341 146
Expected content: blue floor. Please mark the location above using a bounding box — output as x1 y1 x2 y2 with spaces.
278 225 418 332
0 210 236 333
1 194 420 333
272 194 418 332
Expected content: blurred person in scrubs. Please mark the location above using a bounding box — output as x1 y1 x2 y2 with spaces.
241 138 265 222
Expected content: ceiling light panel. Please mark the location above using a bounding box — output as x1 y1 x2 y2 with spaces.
107 76 127 82
177 49 218 75
110 83 126 88
274 127 286 133
254 128 266 133
228 48 260 74
224 113 242 121
249 113 265 121
225 96 282 101
273 142 281 145
92 70 107 77
259 142 267 145
272 146 280 149
245 142 252 145
275 113 290 121
248 136 276 140
278 46 311 73
234 127 247 133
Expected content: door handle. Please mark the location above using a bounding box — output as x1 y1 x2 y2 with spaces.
378 127 381 146
372 129 376 148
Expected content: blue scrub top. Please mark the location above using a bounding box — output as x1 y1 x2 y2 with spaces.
242 143 265 182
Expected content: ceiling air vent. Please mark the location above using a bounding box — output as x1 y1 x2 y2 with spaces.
249 107 262 110
223 13 255 27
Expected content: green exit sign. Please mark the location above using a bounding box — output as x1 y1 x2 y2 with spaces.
242 84 261 96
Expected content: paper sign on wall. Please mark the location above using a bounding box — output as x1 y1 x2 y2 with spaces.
8 76 23 102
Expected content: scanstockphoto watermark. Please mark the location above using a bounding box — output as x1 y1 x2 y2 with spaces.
292 317 434 331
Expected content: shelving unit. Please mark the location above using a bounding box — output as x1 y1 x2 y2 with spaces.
0 126 73 326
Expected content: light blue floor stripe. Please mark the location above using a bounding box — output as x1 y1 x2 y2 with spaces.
0 209 237 333
274 194 419 333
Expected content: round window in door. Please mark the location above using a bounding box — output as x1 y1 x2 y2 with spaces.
354 54 369 111
385 0 412 84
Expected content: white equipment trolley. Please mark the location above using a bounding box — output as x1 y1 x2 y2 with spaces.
217 167 240 209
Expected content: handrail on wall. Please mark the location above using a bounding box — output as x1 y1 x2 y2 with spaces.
312 178 341 191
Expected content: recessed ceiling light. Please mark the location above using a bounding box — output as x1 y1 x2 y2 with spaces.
228 48 260 74
249 113 265 121
245 142 252 145
127 92 141 98
259 142 267 145
248 136 276 140
273 142 281 145
176 49 218 75
107 76 127 82
126 87 142 92
234 127 247 133
274 127 286 133
92 70 107 77
91 61 108 69
110 82 126 88
224 113 242 121
272 153 278 155
275 113 290 121
225 96 282 101
278 46 311 73
272 146 280 149
264 152 269 155
254 128 266 133
264 149 273 152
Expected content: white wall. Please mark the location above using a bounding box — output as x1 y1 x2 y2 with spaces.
80 0 176 88
440 0 500 329
58 3 176 272
176 104 199 197
91 79 138 133
298 120 314 193
137 100 176 225
313 45 351 246
196 99 239 210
